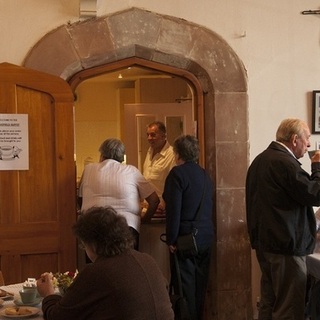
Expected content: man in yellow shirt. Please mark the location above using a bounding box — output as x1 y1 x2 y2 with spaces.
143 121 176 212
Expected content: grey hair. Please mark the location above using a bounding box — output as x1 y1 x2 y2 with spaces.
276 118 307 143
173 135 199 162
99 138 125 162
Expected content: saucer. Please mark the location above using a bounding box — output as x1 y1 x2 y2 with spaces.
0 294 14 301
14 297 42 307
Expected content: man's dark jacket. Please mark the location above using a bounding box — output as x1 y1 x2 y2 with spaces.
246 141 320 256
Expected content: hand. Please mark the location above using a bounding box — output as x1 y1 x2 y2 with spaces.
169 245 177 253
36 273 55 297
157 202 166 213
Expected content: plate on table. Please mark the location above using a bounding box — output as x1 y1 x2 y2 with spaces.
14 297 42 307
0 307 40 318
0 290 14 300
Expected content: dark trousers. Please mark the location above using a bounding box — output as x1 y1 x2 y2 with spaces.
256 250 307 320
170 246 212 320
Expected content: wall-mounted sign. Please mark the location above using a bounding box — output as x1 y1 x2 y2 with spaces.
0 114 28 170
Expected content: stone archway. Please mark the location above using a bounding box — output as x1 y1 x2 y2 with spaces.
23 7 250 319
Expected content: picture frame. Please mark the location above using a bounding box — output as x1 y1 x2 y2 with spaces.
312 90 320 133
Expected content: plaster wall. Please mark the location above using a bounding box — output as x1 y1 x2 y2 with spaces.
1 0 319 166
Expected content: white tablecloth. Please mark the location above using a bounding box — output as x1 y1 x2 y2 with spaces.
0 283 43 319
307 253 320 279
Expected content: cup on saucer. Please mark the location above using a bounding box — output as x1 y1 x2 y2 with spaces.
23 285 39 297
19 289 37 304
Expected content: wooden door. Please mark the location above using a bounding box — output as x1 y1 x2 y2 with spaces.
0 63 76 284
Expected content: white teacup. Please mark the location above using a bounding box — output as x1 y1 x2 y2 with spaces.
19 289 37 304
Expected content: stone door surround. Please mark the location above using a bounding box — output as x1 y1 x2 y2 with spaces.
23 7 250 319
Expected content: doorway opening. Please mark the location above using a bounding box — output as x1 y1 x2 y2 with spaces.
69 58 205 279
69 57 205 181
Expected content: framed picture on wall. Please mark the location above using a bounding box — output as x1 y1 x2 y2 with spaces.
312 91 320 133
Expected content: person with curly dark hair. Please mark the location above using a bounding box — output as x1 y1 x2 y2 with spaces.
37 206 174 320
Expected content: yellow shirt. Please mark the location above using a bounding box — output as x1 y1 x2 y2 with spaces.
143 141 176 199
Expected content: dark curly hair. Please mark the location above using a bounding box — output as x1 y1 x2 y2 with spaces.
73 206 134 257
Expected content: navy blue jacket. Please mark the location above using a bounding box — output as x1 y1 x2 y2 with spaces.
163 162 214 248
246 142 320 255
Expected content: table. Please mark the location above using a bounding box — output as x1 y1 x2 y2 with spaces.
0 283 43 319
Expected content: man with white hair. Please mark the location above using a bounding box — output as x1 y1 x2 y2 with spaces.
246 118 320 320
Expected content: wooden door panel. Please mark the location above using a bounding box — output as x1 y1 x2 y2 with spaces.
0 223 59 250
0 172 20 223
17 89 56 222
0 89 56 221
20 254 59 280
0 84 16 111
0 63 76 284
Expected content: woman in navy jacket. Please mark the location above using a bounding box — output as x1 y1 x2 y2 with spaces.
163 135 214 320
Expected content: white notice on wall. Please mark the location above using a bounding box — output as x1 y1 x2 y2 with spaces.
0 114 29 170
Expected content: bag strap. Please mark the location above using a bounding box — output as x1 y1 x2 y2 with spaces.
192 169 207 228
170 253 184 297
